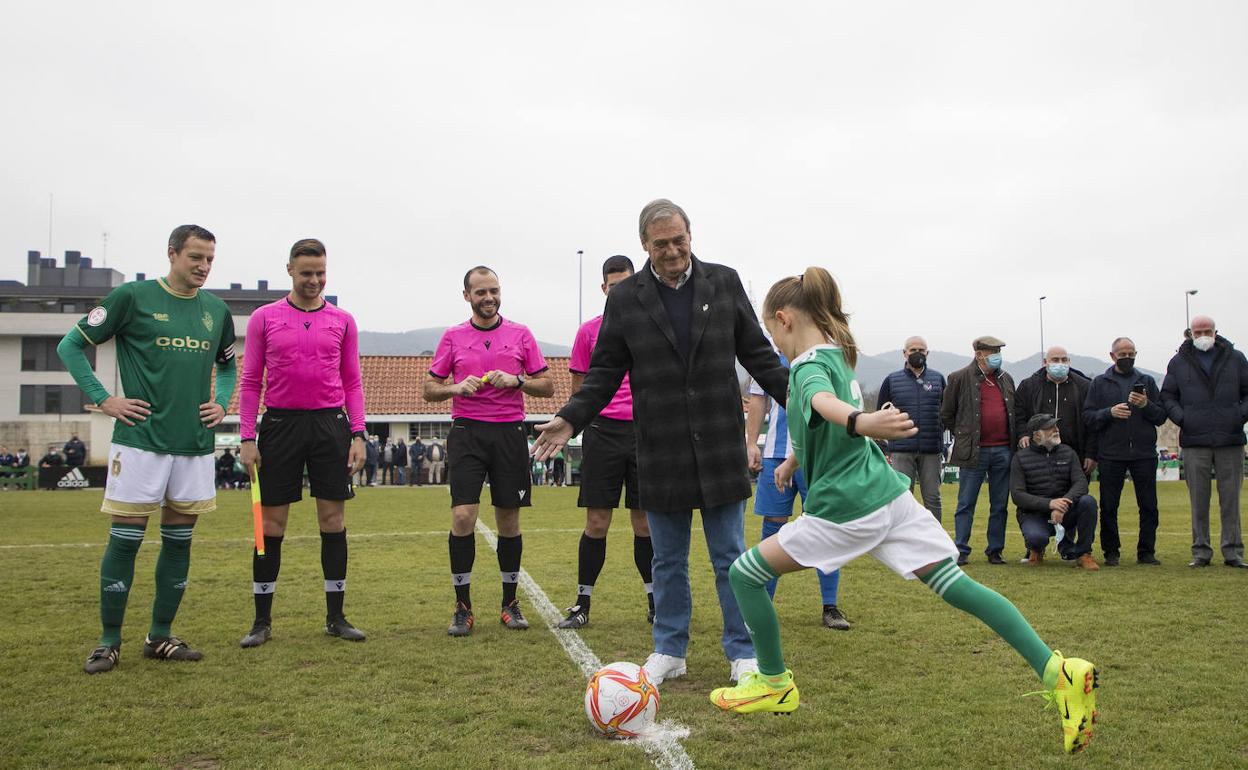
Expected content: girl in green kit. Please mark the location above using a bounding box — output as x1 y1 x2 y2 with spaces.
710 267 1100 754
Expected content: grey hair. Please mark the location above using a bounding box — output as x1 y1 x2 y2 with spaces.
638 199 691 242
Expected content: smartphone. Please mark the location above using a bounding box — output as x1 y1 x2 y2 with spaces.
1131 383 1146 395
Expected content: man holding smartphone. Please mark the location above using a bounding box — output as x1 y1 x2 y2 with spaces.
1083 337 1167 566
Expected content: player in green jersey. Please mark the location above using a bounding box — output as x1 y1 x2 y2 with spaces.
58 224 237 674
709 267 1100 754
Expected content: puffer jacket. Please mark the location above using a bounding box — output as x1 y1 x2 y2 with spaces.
940 362 1016 468
878 366 946 454
1010 442 1088 519
1160 336 1248 448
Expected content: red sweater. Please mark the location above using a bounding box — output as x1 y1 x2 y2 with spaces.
979 375 1010 446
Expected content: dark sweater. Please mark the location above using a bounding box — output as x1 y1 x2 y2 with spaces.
655 273 695 361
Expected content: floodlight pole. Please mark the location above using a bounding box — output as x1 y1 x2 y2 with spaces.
1185 289 1198 331
1038 296 1047 355
577 250 584 326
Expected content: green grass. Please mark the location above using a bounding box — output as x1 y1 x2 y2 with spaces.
1 481 1246 769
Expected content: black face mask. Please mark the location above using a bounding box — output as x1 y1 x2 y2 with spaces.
907 352 927 369
1116 357 1136 374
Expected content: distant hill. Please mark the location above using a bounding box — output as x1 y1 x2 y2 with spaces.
358 328 571 357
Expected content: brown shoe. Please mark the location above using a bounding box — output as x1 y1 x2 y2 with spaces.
1027 549 1044 566
1076 553 1100 571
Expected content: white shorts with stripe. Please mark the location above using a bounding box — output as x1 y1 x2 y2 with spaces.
776 492 958 580
101 443 216 517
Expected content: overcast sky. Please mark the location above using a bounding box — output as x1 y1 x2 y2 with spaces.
2 2 1244 373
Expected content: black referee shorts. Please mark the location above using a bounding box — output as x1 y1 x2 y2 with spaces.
577 417 640 510
448 418 532 509
256 407 354 506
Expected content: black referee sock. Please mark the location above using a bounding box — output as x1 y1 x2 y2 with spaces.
449 532 475 608
497 534 522 606
321 529 348 620
253 535 283 623
576 533 608 612
633 534 654 584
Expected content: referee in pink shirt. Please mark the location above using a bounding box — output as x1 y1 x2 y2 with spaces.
238 239 368 647
424 266 554 636
556 256 654 629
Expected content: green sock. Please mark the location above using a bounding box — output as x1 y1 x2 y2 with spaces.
921 558 1053 680
729 546 784 676
150 524 193 638
99 523 145 646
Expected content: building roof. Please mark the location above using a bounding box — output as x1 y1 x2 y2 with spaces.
222 355 576 418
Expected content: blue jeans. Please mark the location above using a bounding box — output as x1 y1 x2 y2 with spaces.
953 445 1012 557
646 500 753 662
1018 496 1098 558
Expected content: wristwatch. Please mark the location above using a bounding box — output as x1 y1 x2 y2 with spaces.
351 430 367 441
846 411 863 439
515 373 527 389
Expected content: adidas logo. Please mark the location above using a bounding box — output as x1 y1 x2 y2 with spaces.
57 467 91 489
103 580 128 593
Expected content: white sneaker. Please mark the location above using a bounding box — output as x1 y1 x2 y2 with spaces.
729 657 758 682
642 652 687 685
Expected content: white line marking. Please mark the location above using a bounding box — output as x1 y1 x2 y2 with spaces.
475 520 696 770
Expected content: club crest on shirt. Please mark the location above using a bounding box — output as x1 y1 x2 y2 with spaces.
87 307 107 326
202 311 214 333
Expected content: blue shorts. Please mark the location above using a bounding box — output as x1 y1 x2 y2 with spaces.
753 457 808 518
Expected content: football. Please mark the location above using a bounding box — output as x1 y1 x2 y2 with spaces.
584 661 659 739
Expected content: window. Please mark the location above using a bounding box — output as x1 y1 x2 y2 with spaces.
21 336 94 371
20 385 92 415
409 422 450 440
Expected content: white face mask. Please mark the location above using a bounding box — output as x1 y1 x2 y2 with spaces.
1193 335 1215 352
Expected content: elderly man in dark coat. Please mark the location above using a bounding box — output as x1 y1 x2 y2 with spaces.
534 199 787 687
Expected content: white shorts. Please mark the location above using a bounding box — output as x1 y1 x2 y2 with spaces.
101 443 216 517
777 492 958 579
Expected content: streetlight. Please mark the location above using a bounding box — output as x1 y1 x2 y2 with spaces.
1038 296 1047 355
577 250 585 326
1185 289 1198 332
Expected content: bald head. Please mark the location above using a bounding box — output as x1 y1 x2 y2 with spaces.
1044 346 1069 364
1190 315 1216 335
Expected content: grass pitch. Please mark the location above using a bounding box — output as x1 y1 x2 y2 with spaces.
1 481 1246 769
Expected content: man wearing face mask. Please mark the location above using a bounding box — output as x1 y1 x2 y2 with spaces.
1160 316 1248 569
877 336 946 520
1010 414 1100 570
1083 337 1166 566
1014 346 1097 475
941 336 1017 565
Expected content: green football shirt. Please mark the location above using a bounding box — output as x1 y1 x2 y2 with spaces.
74 278 236 456
788 344 910 523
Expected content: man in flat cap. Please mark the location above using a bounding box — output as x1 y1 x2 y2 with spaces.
940 336 1017 565
1010 414 1100 570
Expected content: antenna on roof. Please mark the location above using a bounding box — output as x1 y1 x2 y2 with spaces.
101 231 109 267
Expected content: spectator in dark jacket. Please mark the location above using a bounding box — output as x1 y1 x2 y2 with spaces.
14 449 30 469
364 437 379 486
940 335 1016 565
1160 316 1248 568
394 440 408 486
63 435 87 467
1010 414 1099 570
878 335 945 519
39 449 64 469
1014 346 1097 473
409 438 425 486
1083 337 1167 566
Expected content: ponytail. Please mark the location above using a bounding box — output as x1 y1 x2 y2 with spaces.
762 267 858 368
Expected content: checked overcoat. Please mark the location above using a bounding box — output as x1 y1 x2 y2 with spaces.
558 256 788 512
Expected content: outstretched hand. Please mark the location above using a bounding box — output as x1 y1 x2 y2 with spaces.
532 416 573 461
857 405 917 441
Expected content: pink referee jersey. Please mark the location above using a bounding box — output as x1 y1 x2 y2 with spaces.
430 317 548 422
238 298 366 440
569 314 632 421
